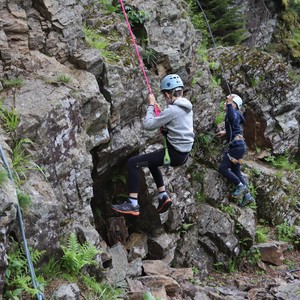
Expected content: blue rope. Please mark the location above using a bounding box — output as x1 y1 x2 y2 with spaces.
194 0 232 95
0 144 44 300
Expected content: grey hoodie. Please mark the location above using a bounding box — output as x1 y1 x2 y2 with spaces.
144 97 194 153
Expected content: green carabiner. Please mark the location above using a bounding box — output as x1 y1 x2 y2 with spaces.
163 137 171 168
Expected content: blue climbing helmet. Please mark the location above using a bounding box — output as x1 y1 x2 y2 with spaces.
160 74 184 91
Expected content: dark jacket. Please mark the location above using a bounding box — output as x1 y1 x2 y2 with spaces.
225 103 245 143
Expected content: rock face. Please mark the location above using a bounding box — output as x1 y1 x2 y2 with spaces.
0 0 300 298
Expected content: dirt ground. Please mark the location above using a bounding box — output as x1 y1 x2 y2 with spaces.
200 249 300 290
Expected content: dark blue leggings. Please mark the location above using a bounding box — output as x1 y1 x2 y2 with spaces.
219 142 247 186
128 145 189 194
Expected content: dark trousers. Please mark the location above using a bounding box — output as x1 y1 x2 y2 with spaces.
128 144 189 194
219 141 247 186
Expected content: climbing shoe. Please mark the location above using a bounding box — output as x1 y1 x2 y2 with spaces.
238 194 255 207
157 195 172 214
112 200 140 216
232 184 249 200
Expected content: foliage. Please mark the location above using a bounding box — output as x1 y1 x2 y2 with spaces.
4 241 45 299
124 5 149 26
264 152 299 170
61 233 101 277
99 0 119 14
81 274 124 299
142 48 158 69
39 256 62 280
12 138 45 185
57 74 72 83
0 102 45 187
0 101 19 133
255 225 269 243
247 247 261 266
0 167 8 186
215 100 226 126
212 258 238 274
16 189 32 210
219 203 235 216
143 291 165 300
193 133 219 155
275 222 295 242
84 25 120 62
187 0 247 46
2 77 24 89
273 0 300 63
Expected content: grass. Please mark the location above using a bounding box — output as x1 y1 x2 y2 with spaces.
57 74 72 84
2 77 24 89
0 102 19 133
83 25 120 63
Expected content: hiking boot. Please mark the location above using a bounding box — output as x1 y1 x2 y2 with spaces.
232 184 248 200
238 194 255 207
157 195 172 214
111 200 140 216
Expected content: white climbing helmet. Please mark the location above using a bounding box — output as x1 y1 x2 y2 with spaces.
160 74 184 91
230 94 243 110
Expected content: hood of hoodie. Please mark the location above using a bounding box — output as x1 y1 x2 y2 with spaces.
172 97 193 112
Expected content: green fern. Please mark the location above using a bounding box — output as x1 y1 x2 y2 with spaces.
61 233 101 276
4 241 45 299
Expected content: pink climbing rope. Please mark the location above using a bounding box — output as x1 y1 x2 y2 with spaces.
119 0 153 95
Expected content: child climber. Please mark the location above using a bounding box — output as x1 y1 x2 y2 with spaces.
216 94 255 207
112 74 194 216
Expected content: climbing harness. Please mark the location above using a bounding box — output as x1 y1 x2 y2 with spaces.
0 144 44 300
119 0 152 95
227 152 242 165
194 0 232 95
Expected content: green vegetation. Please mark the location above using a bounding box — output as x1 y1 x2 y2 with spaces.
99 0 119 14
142 48 158 69
124 5 149 26
84 25 120 62
273 0 300 63
193 133 219 156
0 167 8 186
0 101 19 133
264 152 299 171
17 189 32 210
57 74 72 84
4 241 45 299
143 291 165 300
219 203 235 216
4 234 124 299
12 138 44 185
275 222 295 243
245 247 261 266
215 100 226 126
2 77 24 89
186 0 247 46
61 233 100 277
255 225 269 243
0 101 45 213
